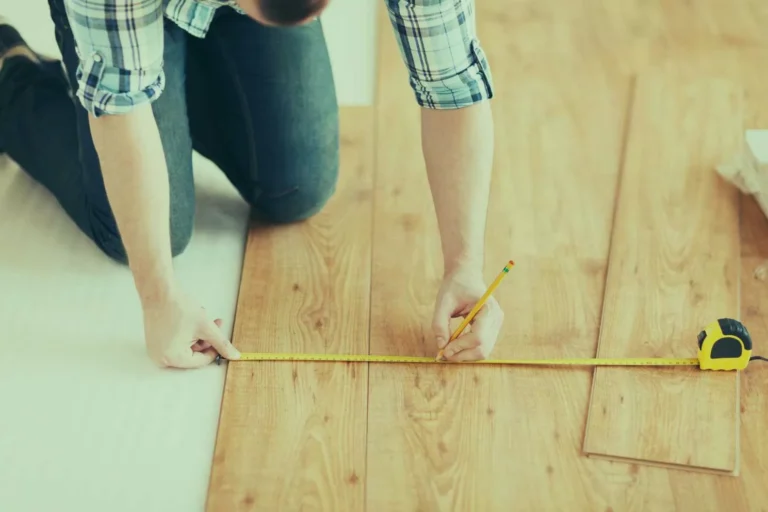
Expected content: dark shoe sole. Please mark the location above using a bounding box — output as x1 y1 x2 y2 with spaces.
0 23 25 154
0 23 26 59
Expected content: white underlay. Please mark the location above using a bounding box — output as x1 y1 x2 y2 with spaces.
0 1 377 511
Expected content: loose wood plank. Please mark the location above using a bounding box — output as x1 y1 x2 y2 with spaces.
206 108 373 511
583 73 743 473
735 195 768 509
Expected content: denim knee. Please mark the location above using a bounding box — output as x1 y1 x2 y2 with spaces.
253 160 339 224
88 205 193 265
92 226 129 265
170 212 193 257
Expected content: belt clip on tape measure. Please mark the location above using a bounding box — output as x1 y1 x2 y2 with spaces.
698 318 766 370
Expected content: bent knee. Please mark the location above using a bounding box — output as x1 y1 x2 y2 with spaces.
256 182 337 224
252 156 339 224
170 216 193 257
88 207 193 264
87 214 129 264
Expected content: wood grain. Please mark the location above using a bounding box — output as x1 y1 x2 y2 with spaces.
365 2 630 510
204 0 768 509
366 9 464 509
735 195 768 509
362 0 768 508
563 194 768 512
582 73 744 473
206 108 373 512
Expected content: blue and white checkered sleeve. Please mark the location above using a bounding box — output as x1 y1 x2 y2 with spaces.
385 0 494 109
63 0 166 117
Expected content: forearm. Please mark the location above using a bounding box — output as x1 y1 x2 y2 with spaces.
421 100 494 276
89 104 174 302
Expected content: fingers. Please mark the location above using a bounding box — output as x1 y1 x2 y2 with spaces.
448 344 487 362
191 319 222 352
442 300 504 362
190 318 224 352
192 340 211 352
173 348 219 369
202 320 241 360
442 332 482 361
432 293 458 350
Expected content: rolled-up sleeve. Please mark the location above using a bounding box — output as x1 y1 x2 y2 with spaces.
385 0 494 109
63 0 166 117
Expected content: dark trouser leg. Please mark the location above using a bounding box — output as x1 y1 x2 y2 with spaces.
185 9 339 223
0 1 197 263
0 53 100 242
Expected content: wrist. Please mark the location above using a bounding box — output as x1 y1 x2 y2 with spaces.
133 266 177 306
443 254 484 280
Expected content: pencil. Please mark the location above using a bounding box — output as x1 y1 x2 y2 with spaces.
436 260 515 361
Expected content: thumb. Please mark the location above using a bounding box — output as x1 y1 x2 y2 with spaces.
432 293 456 349
193 319 224 352
203 320 241 360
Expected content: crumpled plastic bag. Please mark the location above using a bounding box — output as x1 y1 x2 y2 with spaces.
716 130 768 280
716 151 762 195
716 130 768 221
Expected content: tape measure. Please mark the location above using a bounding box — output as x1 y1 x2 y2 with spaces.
697 318 759 370
224 318 767 371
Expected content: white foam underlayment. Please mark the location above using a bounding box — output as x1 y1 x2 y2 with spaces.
0 1 376 511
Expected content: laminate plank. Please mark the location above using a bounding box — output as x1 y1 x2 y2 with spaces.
588 190 768 512
365 9 460 509
734 195 768 507
363 0 767 508
582 73 743 473
365 3 630 509
205 108 374 511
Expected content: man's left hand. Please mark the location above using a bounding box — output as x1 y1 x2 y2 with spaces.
431 267 504 362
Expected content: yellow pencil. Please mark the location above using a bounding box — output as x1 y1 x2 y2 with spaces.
436 260 515 361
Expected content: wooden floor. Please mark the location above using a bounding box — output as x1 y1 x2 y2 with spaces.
207 1 768 510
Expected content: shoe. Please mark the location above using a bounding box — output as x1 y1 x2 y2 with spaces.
0 17 27 60
0 18 33 155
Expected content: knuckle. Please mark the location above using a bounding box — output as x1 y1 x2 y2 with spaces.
161 350 185 368
147 349 167 367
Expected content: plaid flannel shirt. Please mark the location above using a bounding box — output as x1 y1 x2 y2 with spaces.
63 0 494 117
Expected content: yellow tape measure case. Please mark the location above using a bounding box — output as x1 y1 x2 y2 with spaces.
697 318 752 370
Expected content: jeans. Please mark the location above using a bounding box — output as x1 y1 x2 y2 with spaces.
0 1 339 263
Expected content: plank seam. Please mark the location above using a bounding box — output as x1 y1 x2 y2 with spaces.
582 73 638 452
204 224 252 510
585 451 739 477
364 6 387 510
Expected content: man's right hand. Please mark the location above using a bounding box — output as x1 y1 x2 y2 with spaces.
87 106 240 369
141 289 241 369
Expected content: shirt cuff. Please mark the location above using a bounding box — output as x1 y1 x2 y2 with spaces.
73 51 165 117
408 39 495 110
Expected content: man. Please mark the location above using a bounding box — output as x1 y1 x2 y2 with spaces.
0 0 502 368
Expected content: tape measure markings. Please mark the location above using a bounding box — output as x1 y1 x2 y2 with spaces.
221 319 760 370
230 352 701 367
